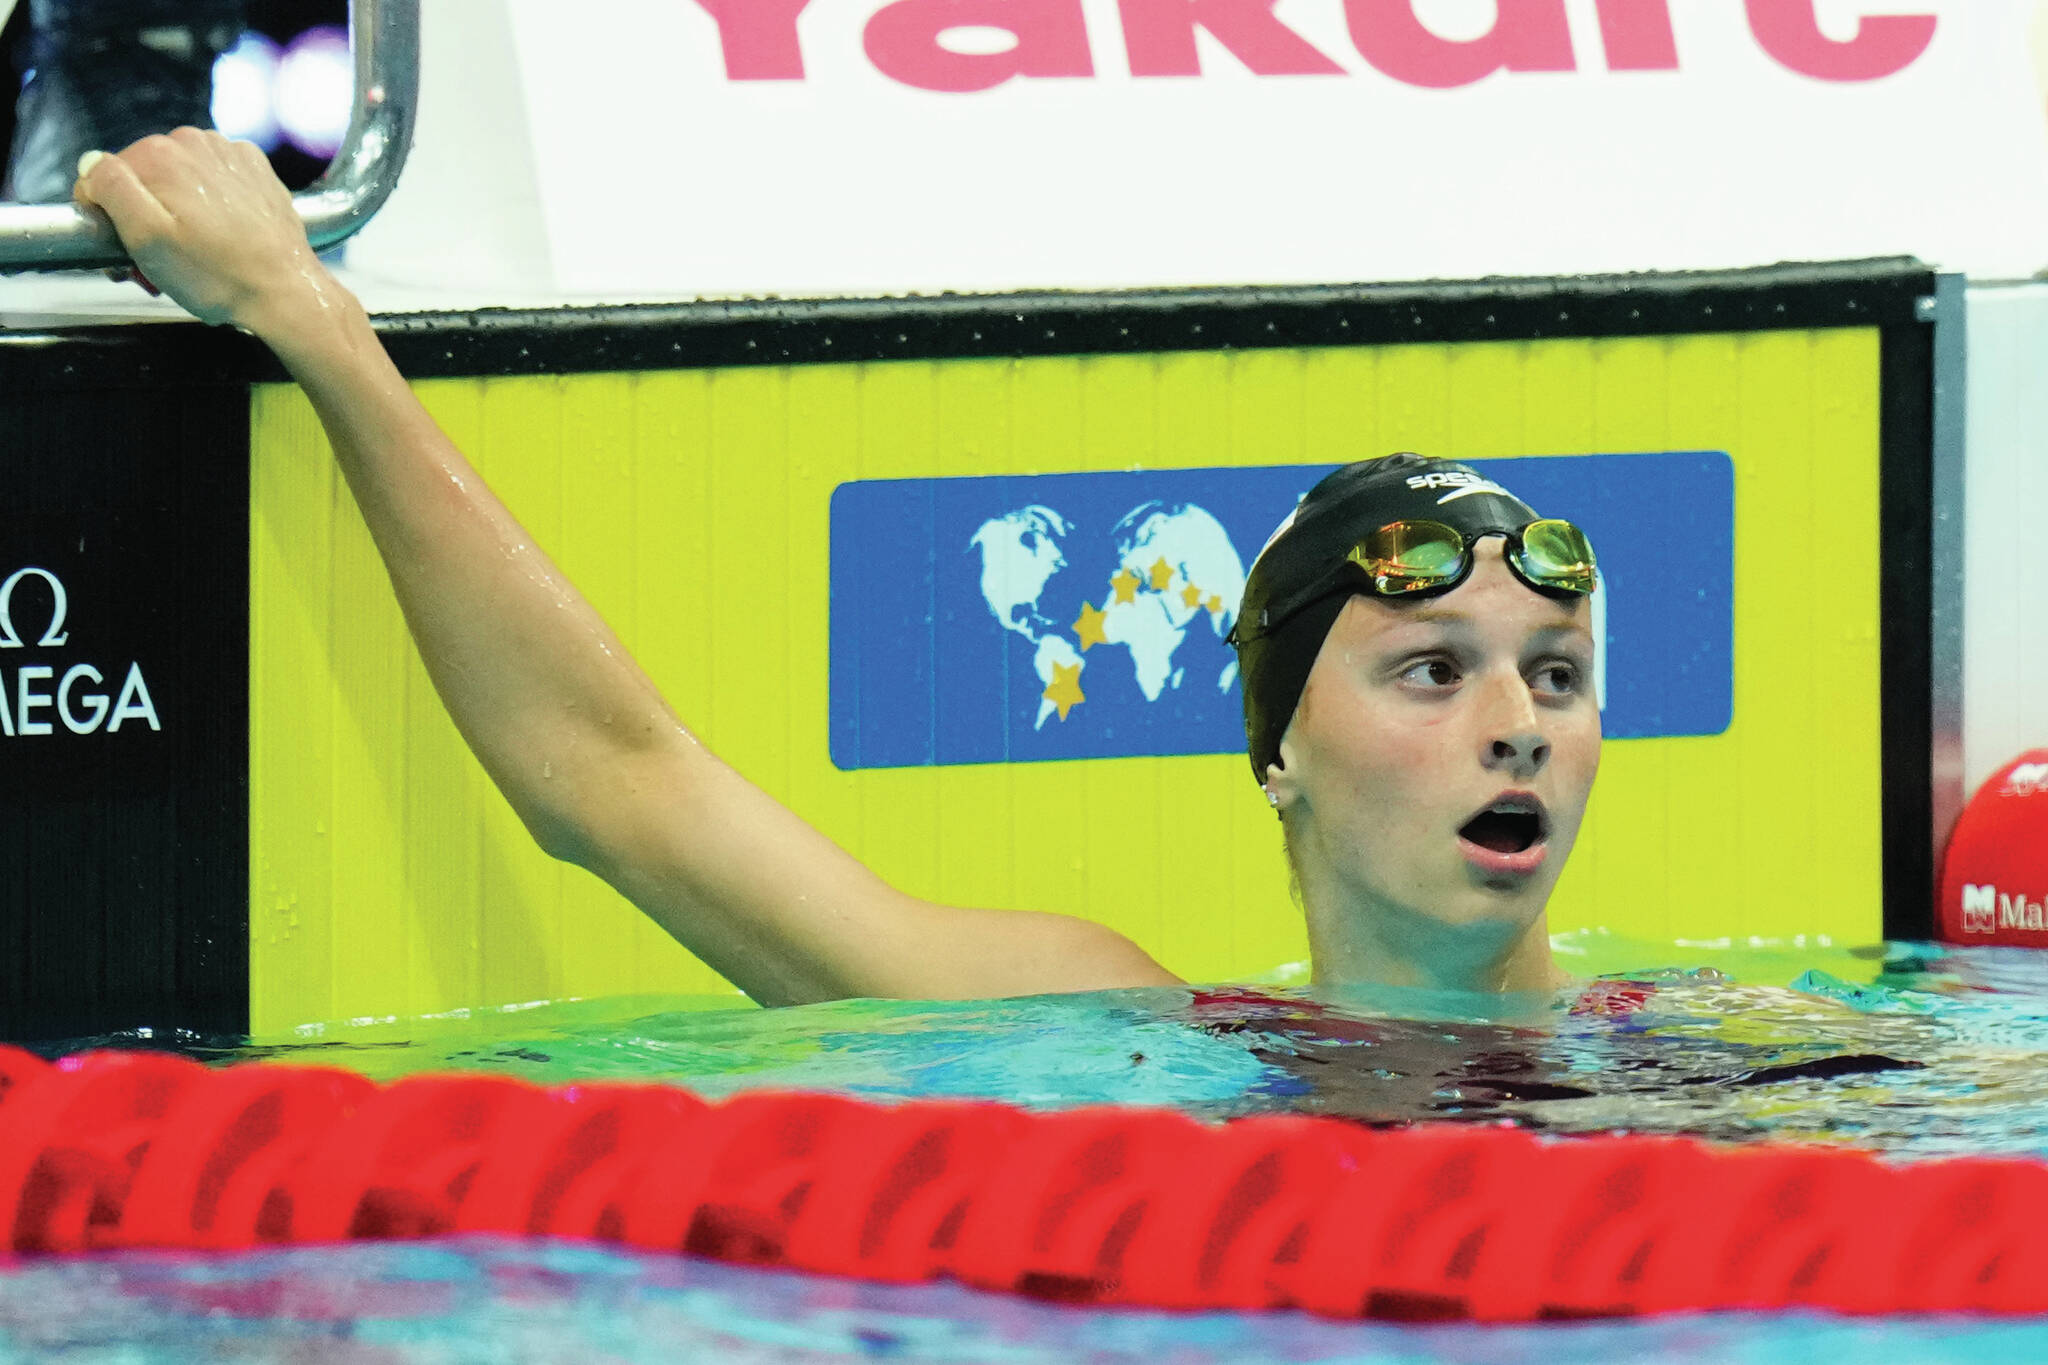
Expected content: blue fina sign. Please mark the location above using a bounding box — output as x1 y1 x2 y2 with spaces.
828 452 1733 771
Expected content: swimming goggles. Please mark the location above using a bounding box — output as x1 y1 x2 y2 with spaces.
1232 518 1598 643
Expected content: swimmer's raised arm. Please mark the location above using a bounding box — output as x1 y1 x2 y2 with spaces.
77 130 1177 1006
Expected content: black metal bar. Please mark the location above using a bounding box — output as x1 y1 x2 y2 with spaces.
0 259 1937 391
1879 301 1940 941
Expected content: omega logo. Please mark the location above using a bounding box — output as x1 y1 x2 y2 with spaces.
0 566 161 739
0 567 69 648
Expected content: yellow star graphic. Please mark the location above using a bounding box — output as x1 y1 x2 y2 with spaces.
1148 557 1175 592
1206 594 1224 615
1180 582 1204 609
1043 661 1085 721
1110 567 1141 605
1072 601 1109 652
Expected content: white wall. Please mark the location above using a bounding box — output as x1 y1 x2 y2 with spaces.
336 0 556 308
1963 282 2048 797
320 0 2048 309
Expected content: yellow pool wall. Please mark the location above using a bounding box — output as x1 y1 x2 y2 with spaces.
248 329 1884 1030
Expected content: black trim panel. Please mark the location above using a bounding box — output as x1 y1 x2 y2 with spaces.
1879 314 1939 940
376 260 1935 379
0 383 251 1041
2 259 1932 389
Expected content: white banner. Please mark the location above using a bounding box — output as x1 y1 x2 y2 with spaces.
504 0 2048 296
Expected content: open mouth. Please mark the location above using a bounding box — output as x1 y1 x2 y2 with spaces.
1457 798 1549 855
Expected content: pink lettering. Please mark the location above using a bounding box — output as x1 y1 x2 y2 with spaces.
689 0 815 81
1343 0 1575 90
1594 0 1677 71
1745 0 1936 82
864 0 1094 93
1118 0 1343 77
691 0 1945 90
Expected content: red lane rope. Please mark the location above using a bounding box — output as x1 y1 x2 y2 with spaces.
1 1044 2043 1321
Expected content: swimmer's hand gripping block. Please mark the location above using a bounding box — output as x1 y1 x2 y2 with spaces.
0 1046 2039 1321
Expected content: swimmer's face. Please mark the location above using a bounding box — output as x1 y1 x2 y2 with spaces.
1269 539 1601 947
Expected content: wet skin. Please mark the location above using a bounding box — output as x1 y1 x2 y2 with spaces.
1266 539 1601 993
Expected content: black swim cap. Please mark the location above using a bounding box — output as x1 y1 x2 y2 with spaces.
1230 454 1546 786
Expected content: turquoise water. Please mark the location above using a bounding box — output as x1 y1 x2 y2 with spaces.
8 1238 2048 1364
11 934 2048 1361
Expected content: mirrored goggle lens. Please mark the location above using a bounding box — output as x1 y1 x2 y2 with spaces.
1347 520 1467 594
1515 518 1598 594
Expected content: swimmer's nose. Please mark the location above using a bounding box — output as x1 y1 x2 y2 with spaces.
1486 731 1550 779
1476 668 1548 778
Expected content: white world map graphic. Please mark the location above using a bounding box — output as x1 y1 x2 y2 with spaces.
969 500 1608 730
968 502 1247 729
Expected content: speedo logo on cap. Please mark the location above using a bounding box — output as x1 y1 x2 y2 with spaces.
1960 883 2048 934
1406 471 1511 504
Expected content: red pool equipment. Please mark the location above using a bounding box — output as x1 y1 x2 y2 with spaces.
2 1045 2047 1321
1940 749 2048 946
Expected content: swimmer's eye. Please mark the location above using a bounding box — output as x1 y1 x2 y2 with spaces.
1529 661 1584 696
1399 658 1461 690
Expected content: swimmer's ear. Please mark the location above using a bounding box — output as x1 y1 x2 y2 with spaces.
1264 748 1300 818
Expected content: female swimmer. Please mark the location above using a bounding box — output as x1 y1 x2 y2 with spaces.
71 131 1600 1004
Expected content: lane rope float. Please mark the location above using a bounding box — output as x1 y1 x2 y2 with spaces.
1 1045 2042 1321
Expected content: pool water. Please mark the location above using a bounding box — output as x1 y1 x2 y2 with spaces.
10 933 2048 1362
8 1238 2048 1365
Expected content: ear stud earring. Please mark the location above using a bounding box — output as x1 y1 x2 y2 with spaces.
1264 787 1280 809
